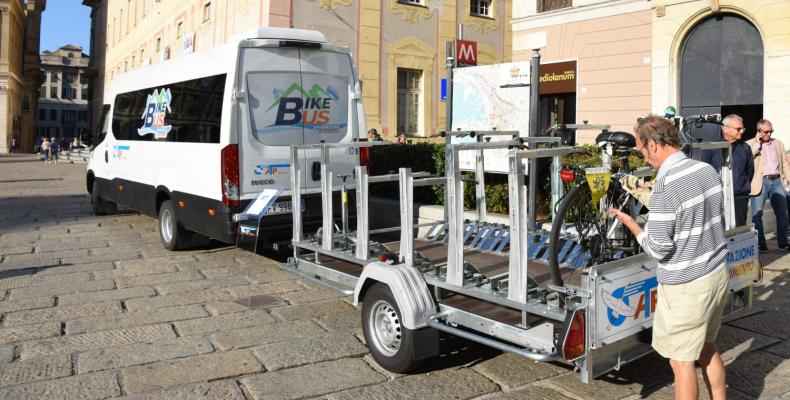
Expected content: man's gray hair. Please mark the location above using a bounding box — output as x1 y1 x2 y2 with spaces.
635 115 681 149
757 118 772 130
722 114 743 126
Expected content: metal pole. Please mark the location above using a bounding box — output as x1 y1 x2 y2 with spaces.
355 166 369 260
528 49 541 231
444 40 455 221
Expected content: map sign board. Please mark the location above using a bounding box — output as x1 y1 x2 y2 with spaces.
451 62 531 172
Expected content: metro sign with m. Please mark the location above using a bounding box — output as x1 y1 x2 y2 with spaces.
456 40 477 66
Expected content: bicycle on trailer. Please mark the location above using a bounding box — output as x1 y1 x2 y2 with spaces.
547 131 649 281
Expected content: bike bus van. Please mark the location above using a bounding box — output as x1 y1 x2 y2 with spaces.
87 28 367 251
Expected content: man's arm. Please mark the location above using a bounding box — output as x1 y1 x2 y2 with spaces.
611 188 676 261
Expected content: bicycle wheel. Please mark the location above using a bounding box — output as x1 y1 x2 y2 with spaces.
548 181 642 285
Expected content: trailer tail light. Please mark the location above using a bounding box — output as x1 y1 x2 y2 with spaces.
221 144 240 208
359 140 370 171
562 309 586 361
560 169 575 182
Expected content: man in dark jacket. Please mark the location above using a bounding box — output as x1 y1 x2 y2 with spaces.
721 114 754 227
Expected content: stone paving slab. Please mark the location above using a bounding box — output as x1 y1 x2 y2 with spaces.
0 271 93 290
210 319 325 351
252 332 368 371
66 304 209 334
726 350 790 399
0 321 61 344
19 323 177 359
327 368 500 400
489 385 575 399
58 286 156 306
76 335 214 374
0 370 120 399
2 300 121 326
124 288 233 311
33 260 115 276
7 278 116 300
205 301 250 315
0 344 13 364
225 280 305 299
121 349 263 394
269 297 354 322
116 270 205 289
729 308 790 340
241 358 386 400
472 352 570 390
0 296 54 313
154 275 250 295
174 309 277 336
121 380 247 400
0 353 72 388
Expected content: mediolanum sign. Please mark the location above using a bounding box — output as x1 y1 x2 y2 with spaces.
539 60 576 94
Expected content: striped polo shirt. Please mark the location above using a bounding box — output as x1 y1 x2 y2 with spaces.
636 152 727 284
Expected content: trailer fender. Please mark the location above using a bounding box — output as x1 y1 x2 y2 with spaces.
353 261 436 330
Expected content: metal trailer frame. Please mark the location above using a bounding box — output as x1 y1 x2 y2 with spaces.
279 138 759 383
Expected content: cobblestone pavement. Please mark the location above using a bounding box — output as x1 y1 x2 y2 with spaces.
0 153 788 399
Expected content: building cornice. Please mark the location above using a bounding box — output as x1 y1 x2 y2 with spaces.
511 0 650 31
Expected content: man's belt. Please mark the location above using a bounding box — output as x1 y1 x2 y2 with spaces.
764 174 780 180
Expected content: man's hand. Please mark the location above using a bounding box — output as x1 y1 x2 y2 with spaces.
609 208 644 237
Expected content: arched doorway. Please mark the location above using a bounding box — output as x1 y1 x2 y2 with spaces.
680 13 763 140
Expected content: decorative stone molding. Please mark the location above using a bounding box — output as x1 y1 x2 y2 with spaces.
389 0 434 23
461 2 500 34
238 0 255 12
0 85 8 94
320 0 353 10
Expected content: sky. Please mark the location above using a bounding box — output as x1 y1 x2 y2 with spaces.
40 0 92 54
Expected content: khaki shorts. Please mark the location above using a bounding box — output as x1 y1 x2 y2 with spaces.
652 265 729 361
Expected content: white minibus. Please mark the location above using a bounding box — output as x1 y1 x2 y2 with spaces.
87 28 366 250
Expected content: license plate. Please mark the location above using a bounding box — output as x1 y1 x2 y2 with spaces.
265 200 304 215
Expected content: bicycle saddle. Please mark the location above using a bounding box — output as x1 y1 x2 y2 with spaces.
596 131 636 149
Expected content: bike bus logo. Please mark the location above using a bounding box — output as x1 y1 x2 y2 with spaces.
602 276 658 328
265 84 346 133
138 88 173 139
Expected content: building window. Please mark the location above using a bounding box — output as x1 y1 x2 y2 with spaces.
398 0 424 5
80 74 88 84
78 110 87 122
202 2 211 22
50 86 58 99
537 0 571 13
156 37 162 52
62 87 76 100
470 0 492 17
82 87 89 100
50 109 57 121
397 68 422 135
177 21 184 38
39 108 46 121
63 72 76 83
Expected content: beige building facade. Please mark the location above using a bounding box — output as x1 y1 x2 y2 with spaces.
0 0 27 153
97 0 512 139
513 0 790 145
512 0 652 142
652 0 790 144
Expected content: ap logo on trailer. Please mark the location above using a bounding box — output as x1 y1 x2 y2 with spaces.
138 88 173 139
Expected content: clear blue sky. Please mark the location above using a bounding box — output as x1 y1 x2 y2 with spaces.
40 0 92 54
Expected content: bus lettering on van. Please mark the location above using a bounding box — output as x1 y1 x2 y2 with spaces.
138 88 173 139
265 84 347 134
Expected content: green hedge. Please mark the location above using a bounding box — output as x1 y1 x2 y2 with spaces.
369 143 647 218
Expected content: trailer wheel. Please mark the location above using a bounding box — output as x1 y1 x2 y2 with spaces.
158 200 187 251
91 181 116 215
362 283 423 373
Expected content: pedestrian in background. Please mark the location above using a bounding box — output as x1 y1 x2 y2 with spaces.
397 134 407 144
41 137 51 163
721 114 754 226
610 115 729 400
747 119 790 252
367 128 383 142
49 137 59 165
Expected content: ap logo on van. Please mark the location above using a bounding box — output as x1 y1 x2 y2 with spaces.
138 88 173 139
264 84 347 133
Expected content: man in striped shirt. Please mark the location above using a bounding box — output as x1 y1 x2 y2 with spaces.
610 116 729 400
